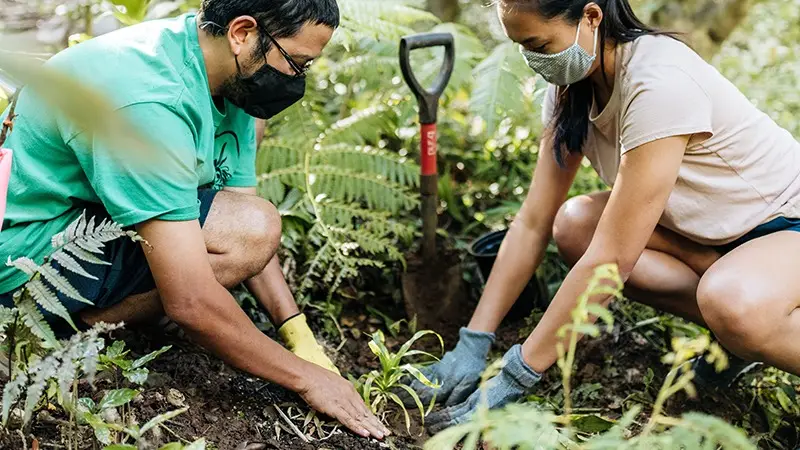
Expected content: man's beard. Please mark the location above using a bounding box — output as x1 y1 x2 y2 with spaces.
216 72 248 110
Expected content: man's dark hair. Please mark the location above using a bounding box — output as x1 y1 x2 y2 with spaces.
200 0 340 54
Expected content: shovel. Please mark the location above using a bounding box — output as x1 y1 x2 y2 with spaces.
399 33 466 335
399 32 455 263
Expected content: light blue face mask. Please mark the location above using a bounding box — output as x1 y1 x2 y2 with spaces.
520 20 598 86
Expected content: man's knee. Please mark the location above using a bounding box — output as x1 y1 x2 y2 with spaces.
238 195 282 272
697 271 772 359
553 194 603 265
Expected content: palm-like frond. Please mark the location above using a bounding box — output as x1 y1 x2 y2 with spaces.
335 0 439 49
470 42 541 136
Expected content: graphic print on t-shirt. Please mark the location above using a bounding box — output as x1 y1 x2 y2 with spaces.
213 130 240 190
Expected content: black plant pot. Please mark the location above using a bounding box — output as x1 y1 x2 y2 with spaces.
468 229 548 321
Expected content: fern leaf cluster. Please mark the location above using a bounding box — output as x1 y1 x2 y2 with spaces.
6 212 139 338
2 322 120 426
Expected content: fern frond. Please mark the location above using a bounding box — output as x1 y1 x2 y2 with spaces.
319 106 398 146
0 305 14 333
60 243 109 266
328 226 403 261
266 101 326 149
25 279 77 330
17 298 59 349
37 265 92 305
314 144 420 187
259 145 307 173
50 251 98 280
470 42 539 136
310 165 418 213
2 370 27 425
6 257 40 277
336 0 439 46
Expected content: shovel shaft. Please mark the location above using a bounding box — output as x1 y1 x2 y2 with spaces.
421 174 438 262
421 123 438 261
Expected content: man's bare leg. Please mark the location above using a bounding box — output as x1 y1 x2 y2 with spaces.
81 190 294 326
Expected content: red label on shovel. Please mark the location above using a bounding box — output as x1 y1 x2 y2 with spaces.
421 123 437 176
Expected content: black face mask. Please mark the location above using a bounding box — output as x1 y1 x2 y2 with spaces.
224 55 306 119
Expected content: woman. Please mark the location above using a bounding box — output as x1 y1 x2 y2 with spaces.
410 0 800 432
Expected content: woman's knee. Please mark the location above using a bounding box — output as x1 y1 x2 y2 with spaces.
553 194 605 265
697 270 773 358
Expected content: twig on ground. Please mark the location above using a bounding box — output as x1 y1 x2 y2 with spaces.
274 404 310 443
161 421 192 444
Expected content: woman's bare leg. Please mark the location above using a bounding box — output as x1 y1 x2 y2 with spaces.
553 191 720 326
697 231 800 374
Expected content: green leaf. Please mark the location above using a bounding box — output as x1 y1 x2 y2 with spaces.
401 364 440 388
585 303 615 328
123 368 149 385
396 330 443 360
85 412 112 444
108 0 152 25
7 256 40 277
569 414 616 433
106 340 127 358
396 383 426 426
37 264 93 305
26 278 77 331
386 391 412 432
18 298 59 349
158 444 183 450
140 407 189 436
470 42 537 136
131 345 171 369
184 438 207 450
78 397 96 413
98 389 139 411
50 251 98 280
103 446 137 450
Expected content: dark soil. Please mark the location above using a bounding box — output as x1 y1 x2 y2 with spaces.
1 290 795 449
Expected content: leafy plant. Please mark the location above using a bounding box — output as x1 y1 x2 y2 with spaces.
98 340 172 385
2 321 120 427
425 264 756 450
351 329 443 433
4 212 142 348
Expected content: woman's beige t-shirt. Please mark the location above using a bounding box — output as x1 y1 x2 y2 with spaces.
543 35 800 246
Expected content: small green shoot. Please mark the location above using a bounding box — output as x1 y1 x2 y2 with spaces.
352 329 443 433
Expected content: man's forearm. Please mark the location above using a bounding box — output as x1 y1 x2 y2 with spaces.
245 256 300 325
176 281 309 391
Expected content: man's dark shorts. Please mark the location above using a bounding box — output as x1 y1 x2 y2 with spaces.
0 189 219 334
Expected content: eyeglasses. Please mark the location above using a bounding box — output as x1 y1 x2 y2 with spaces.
262 29 312 77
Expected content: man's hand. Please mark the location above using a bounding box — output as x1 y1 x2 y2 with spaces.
298 365 390 439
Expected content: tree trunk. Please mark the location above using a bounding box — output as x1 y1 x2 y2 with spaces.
427 0 460 22
635 0 754 58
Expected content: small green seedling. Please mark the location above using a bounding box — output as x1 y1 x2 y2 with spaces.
98 340 172 385
352 330 443 433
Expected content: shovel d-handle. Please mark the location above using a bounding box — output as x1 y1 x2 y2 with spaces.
399 32 455 262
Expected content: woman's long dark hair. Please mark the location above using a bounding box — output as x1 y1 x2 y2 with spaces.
501 0 660 166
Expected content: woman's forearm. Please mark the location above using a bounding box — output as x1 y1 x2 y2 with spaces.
467 220 551 333
520 257 618 373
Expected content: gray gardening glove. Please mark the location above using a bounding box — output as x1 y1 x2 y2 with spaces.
426 344 542 433
401 327 495 407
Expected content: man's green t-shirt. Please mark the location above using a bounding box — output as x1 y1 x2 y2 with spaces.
0 14 257 294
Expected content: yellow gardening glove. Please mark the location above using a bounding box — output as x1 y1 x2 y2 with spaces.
278 314 340 375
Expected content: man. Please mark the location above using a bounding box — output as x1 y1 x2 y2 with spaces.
0 0 389 440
